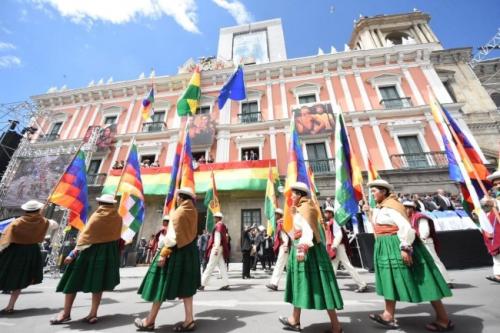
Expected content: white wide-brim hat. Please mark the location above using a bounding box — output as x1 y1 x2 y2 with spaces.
368 179 394 192
96 194 117 204
214 212 224 218
21 200 44 212
402 201 416 208
487 170 500 182
275 208 284 215
324 206 335 213
162 215 170 221
258 225 265 232
290 182 310 196
177 187 196 199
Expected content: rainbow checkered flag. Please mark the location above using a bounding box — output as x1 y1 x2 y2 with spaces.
118 144 145 242
49 150 89 231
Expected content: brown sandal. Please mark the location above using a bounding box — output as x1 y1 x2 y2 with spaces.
134 318 155 331
50 313 71 325
426 320 454 332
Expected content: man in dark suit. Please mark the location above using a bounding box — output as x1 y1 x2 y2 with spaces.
433 189 454 211
241 225 256 279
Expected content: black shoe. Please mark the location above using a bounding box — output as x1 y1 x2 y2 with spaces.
266 284 278 291
447 283 454 289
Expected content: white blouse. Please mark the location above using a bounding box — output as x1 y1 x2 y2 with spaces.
417 218 433 245
163 220 176 248
293 213 314 247
372 207 415 246
279 230 289 247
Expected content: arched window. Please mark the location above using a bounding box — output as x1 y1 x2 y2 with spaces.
385 31 411 46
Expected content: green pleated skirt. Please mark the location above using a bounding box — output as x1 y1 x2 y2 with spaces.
138 240 200 302
285 241 344 310
56 241 120 294
0 244 43 292
374 235 452 303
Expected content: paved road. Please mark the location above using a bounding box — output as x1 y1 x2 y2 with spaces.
0 264 498 332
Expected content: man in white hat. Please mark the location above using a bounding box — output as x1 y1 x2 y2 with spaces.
403 201 452 288
487 170 500 204
325 206 368 292
200 212 230 291
266 208 291 291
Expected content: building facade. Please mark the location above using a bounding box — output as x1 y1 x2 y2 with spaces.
4 12 497 259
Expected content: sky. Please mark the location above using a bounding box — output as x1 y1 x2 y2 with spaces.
0 0 499 104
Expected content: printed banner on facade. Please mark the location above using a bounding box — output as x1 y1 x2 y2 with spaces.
83 124 117 151
189 113 217 146
2 154 73 207
292 103 335 136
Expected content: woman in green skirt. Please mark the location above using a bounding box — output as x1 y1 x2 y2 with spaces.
50 194 122 325
366 179 453 332
279 182 344 333
0 200 57 313
135 187 200 332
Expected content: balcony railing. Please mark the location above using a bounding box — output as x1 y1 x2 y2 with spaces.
87 173 107 186
305 159 335 174
390 151 448 170
142 121 167 133
380 97 413 109
238 111 262 124
39 133 60 142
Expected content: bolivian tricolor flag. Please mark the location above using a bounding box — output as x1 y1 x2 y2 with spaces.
367 156 380 208
204 171 220 232
177 66 201 116
264 164 277 236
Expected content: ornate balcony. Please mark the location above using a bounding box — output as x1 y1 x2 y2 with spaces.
380 97 413 109
305 158 335 174
142 121 167 133
390 151 448 169
237 111 262 124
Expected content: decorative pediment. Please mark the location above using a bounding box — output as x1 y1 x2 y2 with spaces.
290 82 321 96
368 73 402 87
101 105 124 117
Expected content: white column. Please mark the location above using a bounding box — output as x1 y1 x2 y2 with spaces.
401 66 425 106
107 140 123 173
339 74 355 111
87 103 102 128
216 130 230 162
122 96 137 134
413 24 428 43
323 72 338 107
266 82 274 121
73 104 91 139
133 101 145 133
62 106 81 140
351 118 369 169
354 71 372 110
421 64 453 103
166 135 179 166
424 112 445 151
269 127 277 159
369 117 393 170
279 79 289 119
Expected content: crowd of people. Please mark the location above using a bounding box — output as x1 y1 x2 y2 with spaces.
0 169 498 332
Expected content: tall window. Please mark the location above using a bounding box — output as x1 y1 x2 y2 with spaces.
240 101 259 123
442 80 457 103
298 94 317 105
241 209 261 231
398 135 428 168
50 122 63 135
104 116 117 125
306 142 331 173
151 111 165 123
87 159 102 174
241 147 259 161
196 106 211 114
379 86 406 109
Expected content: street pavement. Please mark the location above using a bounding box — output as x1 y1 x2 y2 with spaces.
0 264 498 333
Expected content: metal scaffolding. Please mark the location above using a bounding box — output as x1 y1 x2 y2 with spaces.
469 28 500 68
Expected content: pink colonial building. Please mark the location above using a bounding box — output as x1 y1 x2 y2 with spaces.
21 12 497 256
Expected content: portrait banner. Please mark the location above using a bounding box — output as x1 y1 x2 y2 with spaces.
292 103 335 137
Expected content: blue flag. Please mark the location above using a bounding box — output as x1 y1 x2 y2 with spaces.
218 65 246 109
